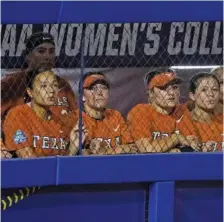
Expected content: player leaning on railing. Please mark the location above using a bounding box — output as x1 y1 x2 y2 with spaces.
127 68 201 153
3 69 80 158
177 73 223 152
71 72 138 155
1 32 77 158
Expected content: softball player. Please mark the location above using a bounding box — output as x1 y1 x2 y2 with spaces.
127 68 200 153
75 72 138 155
177 73 223 152
1 32 77 156
1 32 77 126
3 70 80 158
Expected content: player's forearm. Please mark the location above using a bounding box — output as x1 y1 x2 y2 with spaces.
136 135 179 153
115 144 139 154
1 150 12 158
16 147 37 158
67 144 78 156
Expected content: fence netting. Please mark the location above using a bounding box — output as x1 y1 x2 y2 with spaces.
1 21 223 158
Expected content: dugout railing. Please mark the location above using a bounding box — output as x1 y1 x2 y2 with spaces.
1 2 223 222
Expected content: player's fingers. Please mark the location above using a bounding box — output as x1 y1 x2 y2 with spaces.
187 135 200 143
204 141 215 152
169 148 181 153
1 151 12 159
191 143 201 152
202 145 210 152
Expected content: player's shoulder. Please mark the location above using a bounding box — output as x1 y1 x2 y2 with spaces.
1 70 26 83
5 104 30 120
1 70 27 101
8 103 30 113
128 103 152 115
105 109 123 118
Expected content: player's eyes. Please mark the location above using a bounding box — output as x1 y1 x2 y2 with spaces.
38 49 45 54
200 88 207 92
101 85 108 90
49 49 55 54
41 84 47 88
172 85 178 90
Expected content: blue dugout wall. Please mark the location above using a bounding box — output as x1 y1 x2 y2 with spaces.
1 1 223 222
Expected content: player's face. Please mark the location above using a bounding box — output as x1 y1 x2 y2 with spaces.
191 77 220 111
215 69 223 103
27 43 56 70
84 83 109 111
28 72 59 107
152 84 180 109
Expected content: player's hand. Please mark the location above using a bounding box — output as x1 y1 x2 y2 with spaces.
176 134 201 152
0 139 12 158
185 135 201 152
201 141 216 152
69 122 88 155
89 139 103 154
169 148 181 153
101 144 139 155
1 150 12 159
82 148 93 156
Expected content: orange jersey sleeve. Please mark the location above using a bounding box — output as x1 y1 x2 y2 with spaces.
3 107 33 151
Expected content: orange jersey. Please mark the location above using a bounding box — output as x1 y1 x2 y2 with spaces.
127 104 185 141
3 104 76 156
214 114 223 124
177 110 224 151
75 109 133 149
1 70 77 121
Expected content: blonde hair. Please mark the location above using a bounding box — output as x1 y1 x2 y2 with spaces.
210 66 223 75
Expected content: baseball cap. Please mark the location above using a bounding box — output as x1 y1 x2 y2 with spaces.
145 69 182 89
25 32 55 54
82 72 110 89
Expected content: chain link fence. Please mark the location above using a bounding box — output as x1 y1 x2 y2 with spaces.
1 21 223 158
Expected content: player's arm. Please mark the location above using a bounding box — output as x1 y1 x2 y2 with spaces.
16 147 37 158
3 109 37 158
135 133 200 153
1 139 13 158
127 106 200 153
135 134 179 153
68 121 88 156
115 113 139 154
